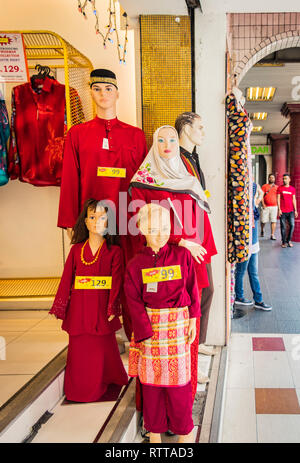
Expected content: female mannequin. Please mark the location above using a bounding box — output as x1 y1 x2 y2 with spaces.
50 198 128 402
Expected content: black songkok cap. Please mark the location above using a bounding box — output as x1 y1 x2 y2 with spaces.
89 69 118 89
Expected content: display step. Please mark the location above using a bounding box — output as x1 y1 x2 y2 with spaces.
0 278 60 309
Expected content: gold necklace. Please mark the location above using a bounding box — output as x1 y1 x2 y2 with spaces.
80 240 103 266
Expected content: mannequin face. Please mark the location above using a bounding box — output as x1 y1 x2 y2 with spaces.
91 83 119 111
139 207 171 252
157 127 178 160
184 116 204 147
85 206 108 235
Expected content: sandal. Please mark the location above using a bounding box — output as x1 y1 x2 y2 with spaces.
281 243 288 248
288 242 294 247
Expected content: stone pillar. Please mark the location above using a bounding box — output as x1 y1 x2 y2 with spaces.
269 134 288 186
281 103 300 241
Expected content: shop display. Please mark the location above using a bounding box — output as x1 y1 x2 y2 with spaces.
57 68 148 339
49 198 128 402
129 125 216 400
0 89 9 186
226 90 251 263
125 203 200 443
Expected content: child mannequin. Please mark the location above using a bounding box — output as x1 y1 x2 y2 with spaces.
50 198 128 402
125 204 200 443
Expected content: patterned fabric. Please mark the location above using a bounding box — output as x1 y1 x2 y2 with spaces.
0 90 10 186
226 92 251 263
128 306 190 387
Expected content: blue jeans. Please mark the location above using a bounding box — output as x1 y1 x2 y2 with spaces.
235 252 263 303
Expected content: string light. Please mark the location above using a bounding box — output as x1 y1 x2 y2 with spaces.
76 0 129 64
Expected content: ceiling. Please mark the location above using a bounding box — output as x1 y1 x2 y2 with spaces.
120 0 188 18
240 61 300 142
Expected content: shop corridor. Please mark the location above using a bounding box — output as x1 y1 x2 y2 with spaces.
221 231 300 443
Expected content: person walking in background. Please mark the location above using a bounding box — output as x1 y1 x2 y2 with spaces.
277 174 298 248
235 182 272 312
261 173 278 240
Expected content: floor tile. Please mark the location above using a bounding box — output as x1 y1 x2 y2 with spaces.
257 415 300 443
0 311 48 319
277 320 300 334
287 351 300 388
0 318 43 332
252 337 285 351
0 330 68 375
253 351 294 388
255 388 300 414
0 374 33 407
229 333 252 351
282 334 300 352
32 399 116 443
227 350 254 388
221 388 257 443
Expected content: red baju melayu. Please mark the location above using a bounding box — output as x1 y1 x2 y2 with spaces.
130 185 217 399
57 116 147 338
124 243 200 434
8 77 67 186
49 240 128 402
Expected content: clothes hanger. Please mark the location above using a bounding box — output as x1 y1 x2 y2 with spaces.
31 64 55 87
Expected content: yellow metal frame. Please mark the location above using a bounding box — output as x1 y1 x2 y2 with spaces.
3 30 94 129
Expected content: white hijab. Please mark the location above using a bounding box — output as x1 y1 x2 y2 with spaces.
130 125 210 213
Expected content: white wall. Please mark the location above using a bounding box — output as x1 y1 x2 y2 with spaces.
201 0 300 13
194 9 227 345
0 0 137 279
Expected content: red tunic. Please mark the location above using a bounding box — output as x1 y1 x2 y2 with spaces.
49 240 128 402
8 77 66 186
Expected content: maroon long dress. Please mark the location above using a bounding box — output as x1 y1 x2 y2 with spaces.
49 240 128 402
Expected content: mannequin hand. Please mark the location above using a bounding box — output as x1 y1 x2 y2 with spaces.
188 318 197 345
66 228 73 240
179 239 207 264
108 315 115 322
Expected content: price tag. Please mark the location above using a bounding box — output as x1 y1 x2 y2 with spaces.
142 265 182 284
204 189 211 198
74 276 112 289
102 138 109 150
97 167 126 178
0 33 29 83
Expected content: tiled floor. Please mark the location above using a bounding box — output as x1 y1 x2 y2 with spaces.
221 333 300 443
0 310 68 407
232 225 300 334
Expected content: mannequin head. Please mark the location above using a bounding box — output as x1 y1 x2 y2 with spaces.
71 198 118 247
157 126 179 160
175 112 204 152
137 204 171 253
89 69 119 119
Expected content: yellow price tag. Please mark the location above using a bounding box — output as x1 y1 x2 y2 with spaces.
142 265 182 284
97 167 126 178
204 189 211 198
74 276 112 289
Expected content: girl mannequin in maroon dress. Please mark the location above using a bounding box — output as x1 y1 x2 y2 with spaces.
50 198 128 402
129 126 217 401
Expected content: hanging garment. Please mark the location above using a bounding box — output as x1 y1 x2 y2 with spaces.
49 240 128 402
7 77 80 186
0 90 10 186
226 92 251 263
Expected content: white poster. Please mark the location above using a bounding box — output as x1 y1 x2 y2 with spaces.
0 33 29 83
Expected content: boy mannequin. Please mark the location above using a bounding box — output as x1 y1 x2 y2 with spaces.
125 204 200 443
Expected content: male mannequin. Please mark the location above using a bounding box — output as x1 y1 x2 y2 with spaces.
175 112 217 382
58 69 147 339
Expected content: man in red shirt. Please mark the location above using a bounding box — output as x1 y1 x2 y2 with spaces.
261 173 278 240
277 173 298 248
